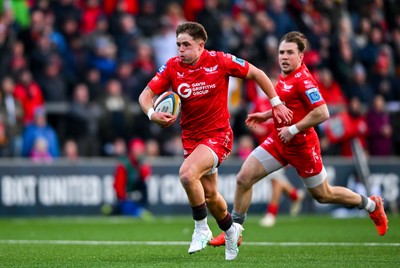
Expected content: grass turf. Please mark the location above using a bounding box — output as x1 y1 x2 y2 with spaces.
0 215 399 267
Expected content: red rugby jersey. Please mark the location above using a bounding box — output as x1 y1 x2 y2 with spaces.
148 50 249 140
273 63 326 147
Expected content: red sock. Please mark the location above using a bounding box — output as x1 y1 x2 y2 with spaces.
267 204 278 216
289 189 298 201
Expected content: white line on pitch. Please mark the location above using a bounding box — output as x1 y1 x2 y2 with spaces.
1 240 399 247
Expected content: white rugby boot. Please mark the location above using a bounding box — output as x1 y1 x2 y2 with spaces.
188 227 213 254
225 223 244 260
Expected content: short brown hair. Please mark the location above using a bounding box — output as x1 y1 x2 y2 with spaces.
176 22 208 42
280 31 308 53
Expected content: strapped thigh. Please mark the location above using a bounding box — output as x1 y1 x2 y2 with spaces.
250 146 284 175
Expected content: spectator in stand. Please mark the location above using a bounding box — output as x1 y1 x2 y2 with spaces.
370 45 400 101
103 0 139 17
22 106 60 158
62 139 79 162
65 83 102 156
254 12 279 72
131 42 156 101
17 9 46 56
80 0 104 35
30 137 53 163
145 139 160 160
183 0 204 22
84 68 104 101
323 97 368 157
346 63 374 107
331 34 358 90
98 79 133 152
87 32 118 83
114 14 142 61
0 19 16 80
83 13 114 56
115 61 136 101
162 133 184 157
354 17 372 50
233 11 259 64
1 76 24 156
366 95 393 156
37 56 68 102
196 0 224 51
13 69 44 125
163 2 187 29
359 25 385 73
8 41 28 80
267 0 298 38
316 67 347 116
30 31 60 80
50 0 81 32
60 15 81 46
151 17 179 69
135 0 159 38
113 138 151 216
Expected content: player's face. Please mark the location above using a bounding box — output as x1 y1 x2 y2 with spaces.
278 41 304 76
176 33 204 65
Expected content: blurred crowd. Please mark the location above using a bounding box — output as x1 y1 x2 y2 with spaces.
0 0 399 162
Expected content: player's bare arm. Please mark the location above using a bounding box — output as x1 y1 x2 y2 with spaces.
138 86 177 127
245 110 273 128
278 104 329 143
245 64 293 124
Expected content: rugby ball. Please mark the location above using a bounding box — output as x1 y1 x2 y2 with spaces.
154 91 181 116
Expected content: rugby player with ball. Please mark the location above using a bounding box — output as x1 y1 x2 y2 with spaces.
139 22 292 261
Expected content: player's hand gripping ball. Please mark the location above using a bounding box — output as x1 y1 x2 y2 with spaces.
154 91 181 116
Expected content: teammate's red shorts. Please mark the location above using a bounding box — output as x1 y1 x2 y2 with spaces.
260 135 324 178
182 128 233 166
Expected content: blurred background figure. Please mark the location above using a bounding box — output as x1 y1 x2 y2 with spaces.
322 97 368 156
65 83 102 156
113 138 151 217
62 139 79 162
30 136 52 163
98 79 132 154
13 69 44 125
366 95 393 156
21 106 60 158
259 169 305 228
0 76 24 156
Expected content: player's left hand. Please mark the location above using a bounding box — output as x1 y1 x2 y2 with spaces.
273 104 293 124
277 126 294 143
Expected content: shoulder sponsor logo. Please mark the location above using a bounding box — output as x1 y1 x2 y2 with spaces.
232 55 245 66
158 64 166 73
209 51 216 57
305 87 323 104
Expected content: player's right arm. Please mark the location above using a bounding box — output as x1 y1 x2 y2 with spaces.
138 86 176 127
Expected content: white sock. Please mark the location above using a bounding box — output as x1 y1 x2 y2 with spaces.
195 217 208 230
224 224 236 237
365 198 376 213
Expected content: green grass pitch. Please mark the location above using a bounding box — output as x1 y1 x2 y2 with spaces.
0 215 399 267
